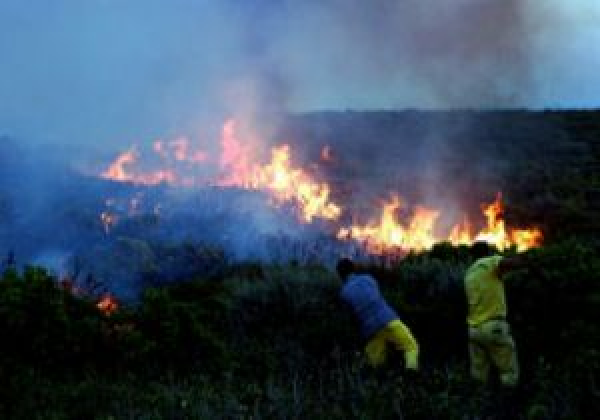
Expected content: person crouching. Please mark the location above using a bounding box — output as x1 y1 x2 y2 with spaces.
337 257 419 370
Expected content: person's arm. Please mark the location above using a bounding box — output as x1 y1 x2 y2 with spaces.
496 254 529 278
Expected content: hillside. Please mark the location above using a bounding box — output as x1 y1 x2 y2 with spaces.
279 110 600 239
1 110 599 419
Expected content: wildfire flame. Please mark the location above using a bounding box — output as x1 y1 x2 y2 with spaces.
216 120 341 222
101 147 177 185
101 137 207 186
99 118 542 252
448 216 472 246
100 119 342 223
101 148 136 181
472 193 543 252
338 193 542 254
218 119 255 187
60 280 119 316
223 142 341 222
337 195 440 254
96 294 119 316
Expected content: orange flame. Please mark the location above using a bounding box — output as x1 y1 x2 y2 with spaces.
101 148 177 185
101 149 137 182
471 193 542 252
96 294 119 316
448 216 473 246
249 144 341 222
102 137 206 186
217 121 341 222
338 193 542 254
337 195 439 253
98 119 542 253
100 119 341 223
509 228 543 252
218 119 255 187
472 192 510 249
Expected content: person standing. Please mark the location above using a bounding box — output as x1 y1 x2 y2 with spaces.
465 242 527 387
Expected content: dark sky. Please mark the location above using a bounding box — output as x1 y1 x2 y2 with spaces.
1 0 599 148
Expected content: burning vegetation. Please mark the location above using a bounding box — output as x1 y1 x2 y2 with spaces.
338 193 542 254
2 111 600 419
96 294 119 316
99 118 542 254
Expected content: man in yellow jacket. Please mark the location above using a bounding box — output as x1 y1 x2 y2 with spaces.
464 242 527 387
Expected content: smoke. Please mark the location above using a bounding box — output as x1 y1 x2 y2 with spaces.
0 0 597 294
0 0 598 151
268 0 530 109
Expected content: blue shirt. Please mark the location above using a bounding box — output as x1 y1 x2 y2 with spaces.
340 274 399 339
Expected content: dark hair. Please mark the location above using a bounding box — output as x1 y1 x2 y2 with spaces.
470 241 494 259
336 258 355 279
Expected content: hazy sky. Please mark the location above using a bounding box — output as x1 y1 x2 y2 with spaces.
1 0 599 147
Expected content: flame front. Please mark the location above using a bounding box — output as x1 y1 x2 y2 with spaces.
472 193 542 252
99 118 542 252
101 138 206 186
217 121 341 222
101 147 177 185
338 193 542 254
102 149 137 182
337 195 440 253
250 144 341 222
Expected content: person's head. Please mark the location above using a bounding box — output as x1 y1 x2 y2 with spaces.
470 241 495 260
336 257 355 280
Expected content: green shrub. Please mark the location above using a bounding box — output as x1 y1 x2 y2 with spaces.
1 239 599 418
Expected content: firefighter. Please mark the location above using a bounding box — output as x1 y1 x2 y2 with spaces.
464 241 528 387
337 257 419 370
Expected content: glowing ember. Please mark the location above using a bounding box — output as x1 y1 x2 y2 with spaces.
96 294 119 316
321 145 333 162
100 211 117 234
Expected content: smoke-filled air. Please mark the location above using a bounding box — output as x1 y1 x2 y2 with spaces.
1 0 598 296
1 1 600 418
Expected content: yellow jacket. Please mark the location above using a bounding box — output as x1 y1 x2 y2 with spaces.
464 255 507 326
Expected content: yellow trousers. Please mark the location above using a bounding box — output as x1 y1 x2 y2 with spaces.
468 319 519 386
365 319 419 370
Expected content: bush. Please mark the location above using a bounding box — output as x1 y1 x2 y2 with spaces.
1 239 599 418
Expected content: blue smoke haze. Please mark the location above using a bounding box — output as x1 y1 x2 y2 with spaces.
0 0 599 151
